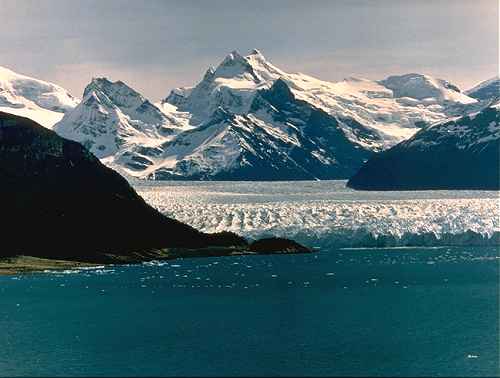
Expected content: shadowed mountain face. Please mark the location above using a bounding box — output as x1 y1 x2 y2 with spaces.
347 104 500 190
0 112 246 261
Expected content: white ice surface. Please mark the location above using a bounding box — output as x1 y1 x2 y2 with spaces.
134 180 499 248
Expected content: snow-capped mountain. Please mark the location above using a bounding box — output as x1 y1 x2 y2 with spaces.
0 65 78 127
163 50 477 148
348 101 500 190
141 50 477 180
53 78 190 160
52 50 480 180
465 77 500 102
140 79 374 180
379 74 473 103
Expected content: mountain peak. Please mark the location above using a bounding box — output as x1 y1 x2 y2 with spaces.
83 77 112 98
213 50 260 82
249 48 263 56
244 49 285 82
54 77 169 159
380 73 475 104
86 77 129 90
82 77 148 108
221 50 246 65
0 65 78 127
91 76 111 84
465 76 500 101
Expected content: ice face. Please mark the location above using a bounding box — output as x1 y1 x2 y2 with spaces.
134 180 499 248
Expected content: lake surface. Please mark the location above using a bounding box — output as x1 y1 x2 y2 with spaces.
1 181 498 376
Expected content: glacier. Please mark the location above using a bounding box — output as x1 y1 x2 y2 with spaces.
134 180 499 248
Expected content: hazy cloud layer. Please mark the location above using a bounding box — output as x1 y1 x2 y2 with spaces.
0 0 497 100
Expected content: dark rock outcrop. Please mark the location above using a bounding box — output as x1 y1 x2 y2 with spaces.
248 237 312 254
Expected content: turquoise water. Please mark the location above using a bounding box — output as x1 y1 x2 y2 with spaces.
1 247 498 376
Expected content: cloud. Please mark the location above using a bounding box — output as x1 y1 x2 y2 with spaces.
0 0 497 98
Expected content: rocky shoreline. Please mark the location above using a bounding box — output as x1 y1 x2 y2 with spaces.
0 238 313 275
0 256 100 275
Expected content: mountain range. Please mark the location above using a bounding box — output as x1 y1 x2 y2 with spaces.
1 51 498 182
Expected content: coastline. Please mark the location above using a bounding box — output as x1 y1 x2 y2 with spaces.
0 245 314 276
0 256 100 276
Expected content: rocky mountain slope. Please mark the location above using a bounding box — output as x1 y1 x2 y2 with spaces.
2 111 298 262
0 65 78 127
347 101 500 190
54 50 479 180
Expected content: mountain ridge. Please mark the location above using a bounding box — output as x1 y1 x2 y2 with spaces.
54 49 480 180
465 76 500 102
1 54 489 181
347 101 500 190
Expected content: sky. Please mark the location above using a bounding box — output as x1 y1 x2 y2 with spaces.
0 0 498 101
